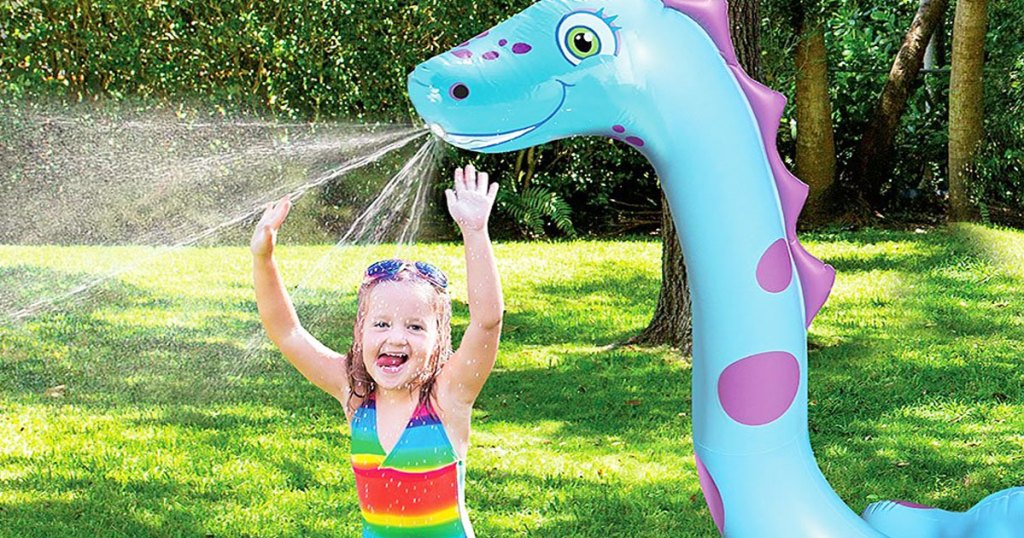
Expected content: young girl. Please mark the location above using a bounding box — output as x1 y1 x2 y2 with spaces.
251 165 503 538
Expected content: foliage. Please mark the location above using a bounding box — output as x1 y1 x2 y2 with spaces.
973 0 1024 212
764 0 1024 220
1 0 1022 230
1 0 658 239
765 0 941 213
442 138 656 239
496 185 575 238
0 0 540 121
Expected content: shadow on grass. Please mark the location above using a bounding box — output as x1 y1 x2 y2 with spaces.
800 227 1024 509
0 470 209 537
478 348 689 442
501 266 659 347
470 469 714 537
807 342 1023 510
0 263 358 414
0 464 353 537
819 230 958 275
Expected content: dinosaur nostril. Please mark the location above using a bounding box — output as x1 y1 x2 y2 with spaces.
449 83 470 101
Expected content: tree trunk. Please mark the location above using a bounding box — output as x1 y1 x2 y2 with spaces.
795 14 837 225
948 0 988 222
851 0 949 212
628 190 693 352
923 0 946 72
631 0 761 351
729 0 762 81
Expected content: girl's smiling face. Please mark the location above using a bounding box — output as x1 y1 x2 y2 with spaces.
360 280 440 391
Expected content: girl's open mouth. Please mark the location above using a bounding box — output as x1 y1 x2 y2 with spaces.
376 353 409 374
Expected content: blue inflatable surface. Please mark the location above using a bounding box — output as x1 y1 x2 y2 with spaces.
407 1 1024 535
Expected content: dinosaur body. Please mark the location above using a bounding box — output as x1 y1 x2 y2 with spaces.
406 1 1023 535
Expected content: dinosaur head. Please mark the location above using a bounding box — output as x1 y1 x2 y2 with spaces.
408 0 838 329
407 0 676 154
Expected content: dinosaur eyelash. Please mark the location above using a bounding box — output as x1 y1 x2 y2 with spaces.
593 8 622 32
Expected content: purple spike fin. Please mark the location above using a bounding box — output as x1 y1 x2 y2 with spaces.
727 66 786 175
727 65 835 325
728 65 803 236
667 0 835 325
661 0 738 66
791 241 836 327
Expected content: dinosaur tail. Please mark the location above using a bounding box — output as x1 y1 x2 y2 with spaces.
862 487 1024 537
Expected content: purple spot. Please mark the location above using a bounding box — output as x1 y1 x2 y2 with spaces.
695 454 725 534
482 51 499 61
475 31 489 39
452 49 472 59
895 500 934 509
756 238 793 293
625 136 645 147
718 351 800 426
458 41 470 48
612 125 626 133
498 39 508 46
512 43 532 54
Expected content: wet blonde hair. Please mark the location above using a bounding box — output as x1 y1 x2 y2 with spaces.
344 268 453 413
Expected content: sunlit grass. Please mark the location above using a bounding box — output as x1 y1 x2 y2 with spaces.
1 226 1023 536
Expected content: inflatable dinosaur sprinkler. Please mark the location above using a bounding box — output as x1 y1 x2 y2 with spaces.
407 1 1023 535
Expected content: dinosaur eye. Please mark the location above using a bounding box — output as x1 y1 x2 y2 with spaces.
556 11 617 66
567 27 598 58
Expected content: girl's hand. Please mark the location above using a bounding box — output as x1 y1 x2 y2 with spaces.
446 165 498 234
251 196 291 258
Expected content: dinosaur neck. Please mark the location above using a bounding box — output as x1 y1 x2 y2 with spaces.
634 55 810 454
648 128 882 535
635 32 883 535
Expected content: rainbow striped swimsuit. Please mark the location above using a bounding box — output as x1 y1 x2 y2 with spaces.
350 394 474 538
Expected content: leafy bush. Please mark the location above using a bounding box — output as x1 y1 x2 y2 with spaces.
764 0 1024 219
2 0 1021 235
973 1 1024 215
0 0 545 121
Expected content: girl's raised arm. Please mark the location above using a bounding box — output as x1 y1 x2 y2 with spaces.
252 197 350 406
441 165 504 405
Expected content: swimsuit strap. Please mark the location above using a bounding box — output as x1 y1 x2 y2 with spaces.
419 393 442 420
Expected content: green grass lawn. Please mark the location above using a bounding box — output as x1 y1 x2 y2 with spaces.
1 224 1023 537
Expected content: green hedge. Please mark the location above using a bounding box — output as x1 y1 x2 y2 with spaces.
0 0 537 121
0 0 655 238
3 0 1022 235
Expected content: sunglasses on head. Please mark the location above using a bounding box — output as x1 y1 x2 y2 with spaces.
364 259 449 289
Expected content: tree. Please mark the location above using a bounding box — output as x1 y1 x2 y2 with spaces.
629 0 762 352
793 3 837 225
948 0 988 222
730 0 764 81
850 0 949 212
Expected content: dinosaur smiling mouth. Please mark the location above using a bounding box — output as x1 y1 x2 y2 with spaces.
431 81 571 151
431 124 539 150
